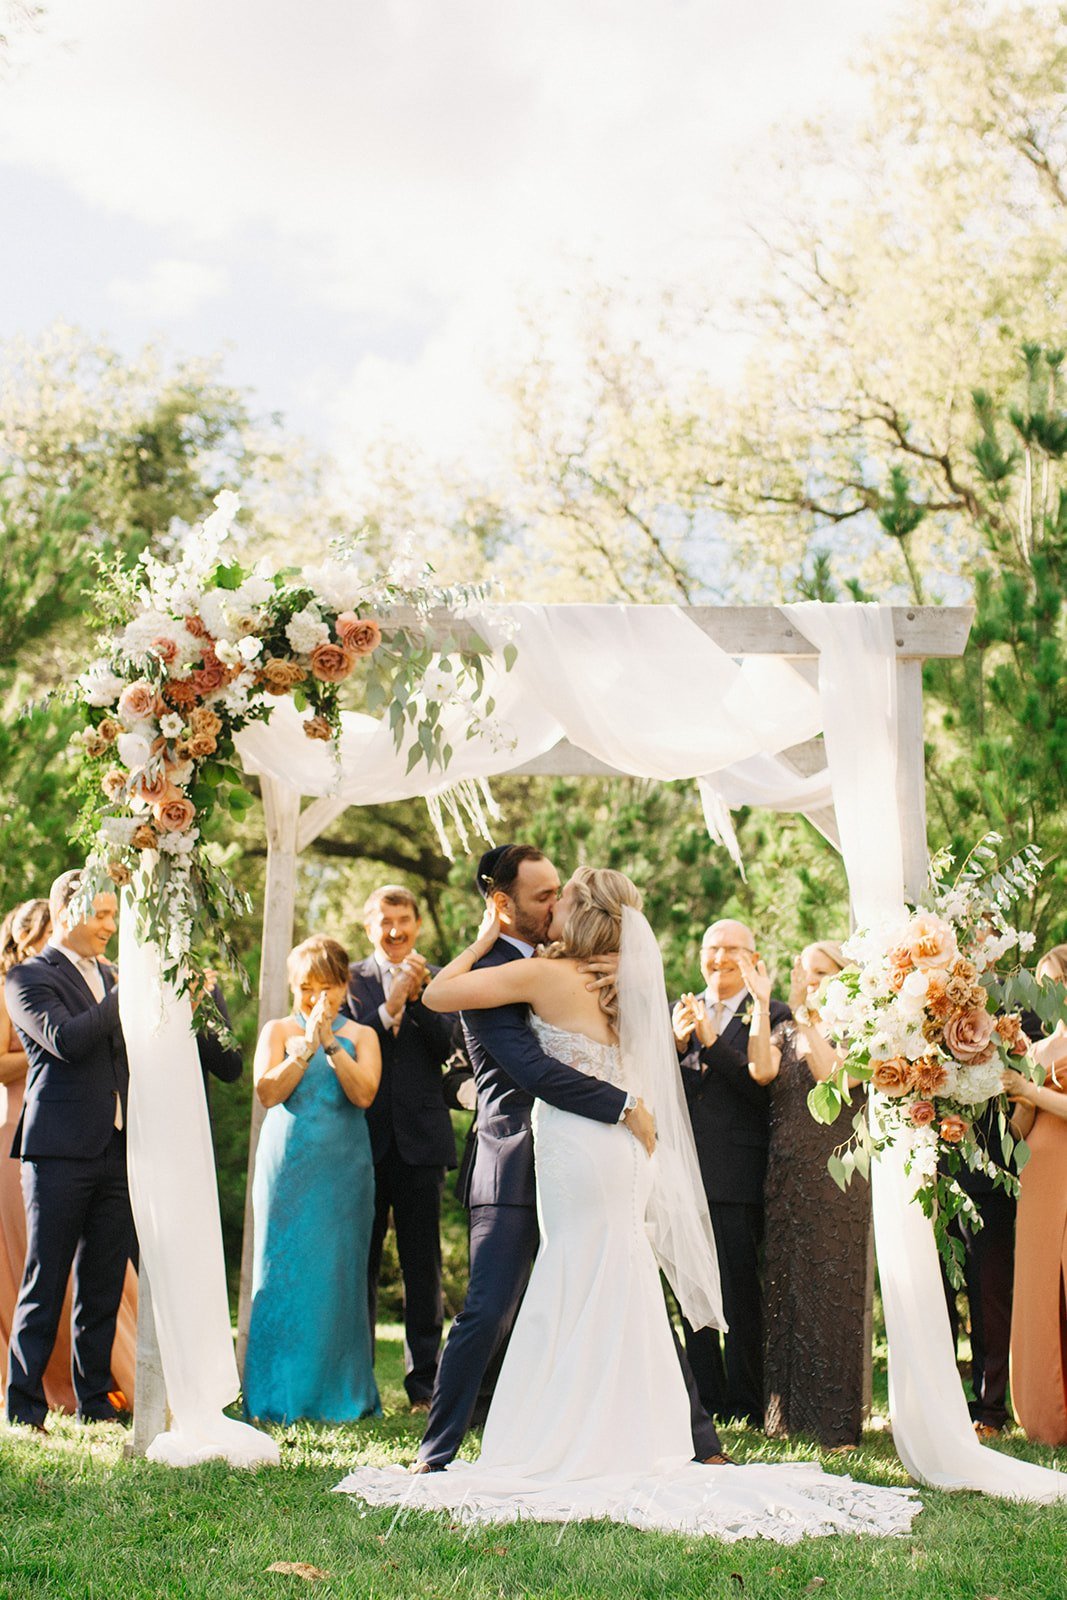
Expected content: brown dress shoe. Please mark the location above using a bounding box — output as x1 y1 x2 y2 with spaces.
702 1452 735 1465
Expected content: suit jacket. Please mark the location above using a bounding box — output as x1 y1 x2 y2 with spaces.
197 984 243 1103
461 941 627 1209
344 955 461 1168
5 946 130 1160
679 992 793 1206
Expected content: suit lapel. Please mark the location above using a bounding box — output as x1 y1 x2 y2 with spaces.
42 945 96 1008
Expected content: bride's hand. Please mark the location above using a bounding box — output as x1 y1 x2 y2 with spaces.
472 901 501 955
622 1097 656 1157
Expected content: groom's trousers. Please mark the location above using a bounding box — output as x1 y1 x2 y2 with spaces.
418 1201 539 1466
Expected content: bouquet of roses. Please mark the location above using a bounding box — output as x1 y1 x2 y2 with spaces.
807 836 1057 1282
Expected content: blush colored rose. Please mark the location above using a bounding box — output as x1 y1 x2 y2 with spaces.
908 1100 936 1126
310 641 357 683
335 613 381 656
184 615 211 639
134 766 172 804
913 1056 950 1096
944 1007 997 1065
188 650 228 695
904 913 959 972
996 1013 1030 1056
150 637 179 665
939 1115 969 1144
870 1057 917 1097
303 715 333 741
118 681 157 724
257 658 307 695
153 795 197 833
887 948 913 992
107 860 132 888
102 768 129 801
81 730 109 759
186 734 217 758
97 717 121 743
131 823 159 850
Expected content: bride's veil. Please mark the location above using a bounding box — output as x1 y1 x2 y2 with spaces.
617 906 726 1332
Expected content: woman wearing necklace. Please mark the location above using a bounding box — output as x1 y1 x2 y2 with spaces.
244 935 382 1424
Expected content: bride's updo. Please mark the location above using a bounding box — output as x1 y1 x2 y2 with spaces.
546 866 642 1030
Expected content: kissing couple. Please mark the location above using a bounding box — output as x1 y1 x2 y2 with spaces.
336 846 920 1541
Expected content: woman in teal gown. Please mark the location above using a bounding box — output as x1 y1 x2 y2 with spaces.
244 935 382 1423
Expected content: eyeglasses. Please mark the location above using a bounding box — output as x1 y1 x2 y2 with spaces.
701 944 753 957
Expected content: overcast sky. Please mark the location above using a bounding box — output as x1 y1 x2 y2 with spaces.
0 0 905 484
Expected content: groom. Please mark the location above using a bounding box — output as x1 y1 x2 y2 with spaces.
415 843 726 1470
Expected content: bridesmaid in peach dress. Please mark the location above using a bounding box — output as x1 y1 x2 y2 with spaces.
1 900 138 1413
1002 942 1067 1448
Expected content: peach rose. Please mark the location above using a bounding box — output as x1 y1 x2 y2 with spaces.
908 1100 936 1127
186 734 218 759
164 679 200 711
945 972 984 1009
309 641 357 683
944 1007 997 1065
102 767 129 801
951 957 979 981
80 730 109 759
184 615 211 639
887 948 913 992
939 1115 969 1144
97 717 121 743
870 1057 917 1097
149 636 179 666
335 613 381 656
188 707 222 738
107 860 132 888
925 974 953 1023
153 795 196 833
118 680 158 724
133 766 172 804
303 715 333 741
903 913 959 972
257 658 307 695
131 822 159 850
913 1055 950 1096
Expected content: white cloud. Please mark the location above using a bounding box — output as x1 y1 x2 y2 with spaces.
108 258 228 319
0 0 904 470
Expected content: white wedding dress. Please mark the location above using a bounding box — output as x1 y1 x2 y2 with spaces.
336 1018 921 1541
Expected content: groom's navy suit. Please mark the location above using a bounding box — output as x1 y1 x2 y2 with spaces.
5 945 136 1425
418 939 723 1466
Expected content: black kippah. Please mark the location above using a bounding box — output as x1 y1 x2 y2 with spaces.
475 844 514 897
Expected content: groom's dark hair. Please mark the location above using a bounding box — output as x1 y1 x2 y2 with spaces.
475 844 546 900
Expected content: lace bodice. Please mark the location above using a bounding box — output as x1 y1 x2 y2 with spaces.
530 1016 628 1090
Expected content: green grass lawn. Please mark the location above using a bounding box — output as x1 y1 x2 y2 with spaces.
2 1329 1066 1600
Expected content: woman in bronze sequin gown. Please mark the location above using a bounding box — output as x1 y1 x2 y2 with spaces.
763 942 871 1447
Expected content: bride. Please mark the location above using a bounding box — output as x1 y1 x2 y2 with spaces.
336 868 920 1540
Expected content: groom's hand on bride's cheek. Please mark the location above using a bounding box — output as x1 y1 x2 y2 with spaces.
578 952 619 991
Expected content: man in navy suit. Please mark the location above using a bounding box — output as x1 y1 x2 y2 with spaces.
344 885 464 1408
673 919 791 1427
415 845 724 1470
4 870 136 1430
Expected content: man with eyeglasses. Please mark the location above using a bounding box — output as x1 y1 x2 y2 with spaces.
672 919 790 1429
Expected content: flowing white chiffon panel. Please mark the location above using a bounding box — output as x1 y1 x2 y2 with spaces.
784 602 1067 1502
119 910 279 1467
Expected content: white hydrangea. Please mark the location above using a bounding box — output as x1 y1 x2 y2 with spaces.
303 560 363 614
234 575 274 610
79 661 126 707
100 817 139 846
198 589 237 642
158 828 200 857
286 606 330 655
953 1060 1003 1106
219 681 252 718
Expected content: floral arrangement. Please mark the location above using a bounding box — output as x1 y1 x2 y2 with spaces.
807 837 1049 1282
70 492 500 1006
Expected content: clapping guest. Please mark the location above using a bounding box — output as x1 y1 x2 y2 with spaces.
244 935 381 1424
672 919 790 1426
1003 943 1067 1447
4 874 136 1430
763 942 870 1446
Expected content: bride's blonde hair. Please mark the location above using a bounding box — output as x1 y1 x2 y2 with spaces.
545 866 643 1029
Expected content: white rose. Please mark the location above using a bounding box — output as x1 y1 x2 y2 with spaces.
238 635 263 661
902 969 931 999
116 731 153 771
214 639 242 667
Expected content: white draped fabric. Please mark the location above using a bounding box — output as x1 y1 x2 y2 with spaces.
783 602 1067 1502
119 912 280 1467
